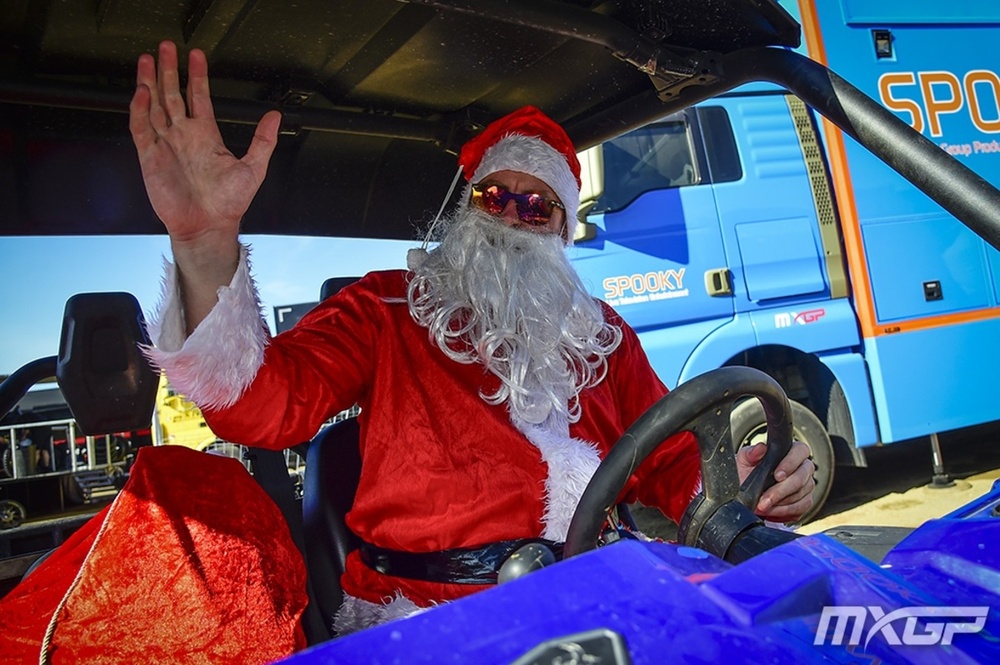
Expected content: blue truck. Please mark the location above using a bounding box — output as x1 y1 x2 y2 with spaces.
569 0 1000 521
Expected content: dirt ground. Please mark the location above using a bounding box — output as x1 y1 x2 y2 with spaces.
798 468 999 534
799 422 1000 533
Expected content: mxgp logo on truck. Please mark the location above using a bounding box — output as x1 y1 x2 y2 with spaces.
602 269 689 307
774 308 826 328
878 69 1000 156
815 605 989 648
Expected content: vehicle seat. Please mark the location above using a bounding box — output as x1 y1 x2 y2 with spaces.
320 277 361 301
301 413 362 634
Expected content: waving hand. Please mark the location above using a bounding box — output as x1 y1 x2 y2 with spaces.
129 41 281 329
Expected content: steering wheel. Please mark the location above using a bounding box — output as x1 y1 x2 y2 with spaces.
563 366 794 562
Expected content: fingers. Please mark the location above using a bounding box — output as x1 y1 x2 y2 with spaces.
758 492 813 523
735 442 766 485
756 452 816 519
157 41 188 124
745 442 767 464
772 440 811 483
129 83 156 153
134 41 189 135
132 42 216 153
186 49 215 120
133 52 167 136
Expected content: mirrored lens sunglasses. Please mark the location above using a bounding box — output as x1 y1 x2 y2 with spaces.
470 182 565 225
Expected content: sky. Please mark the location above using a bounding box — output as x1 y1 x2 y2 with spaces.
0 234 421 376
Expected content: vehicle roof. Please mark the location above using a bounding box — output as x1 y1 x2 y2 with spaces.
0 0 798 240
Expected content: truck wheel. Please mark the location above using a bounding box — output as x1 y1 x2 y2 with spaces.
730 398 834 524
0 499 27 530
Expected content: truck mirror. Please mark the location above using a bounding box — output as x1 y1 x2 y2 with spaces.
573 206 599 243
575 146 605 243
56 293 159 436
577 145 605 210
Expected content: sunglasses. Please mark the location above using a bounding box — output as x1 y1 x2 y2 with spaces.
469 182 565 226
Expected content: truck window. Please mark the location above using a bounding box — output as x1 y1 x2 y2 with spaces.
592 113 698 213
696 105 742 185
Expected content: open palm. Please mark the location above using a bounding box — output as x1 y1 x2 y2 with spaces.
129 41 280 244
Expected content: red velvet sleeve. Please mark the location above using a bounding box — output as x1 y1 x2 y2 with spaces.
200 271 395 449
603 306 701 524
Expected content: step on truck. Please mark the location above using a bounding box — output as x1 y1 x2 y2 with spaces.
569 0 1000 521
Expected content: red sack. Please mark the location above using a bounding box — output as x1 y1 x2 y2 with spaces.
0 445 308 664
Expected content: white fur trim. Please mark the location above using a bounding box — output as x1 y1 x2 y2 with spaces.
145 256 187 353
515 416 601 542
333 591 427 636
143 244 269 411
471 134 580 244
691 474 703 502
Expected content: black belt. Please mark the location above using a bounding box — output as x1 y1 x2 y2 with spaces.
359 538 564 585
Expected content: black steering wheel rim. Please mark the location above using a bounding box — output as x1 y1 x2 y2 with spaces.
563 366 792 560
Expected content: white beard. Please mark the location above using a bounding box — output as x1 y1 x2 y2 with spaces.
406 206 622 431
406 206 624 542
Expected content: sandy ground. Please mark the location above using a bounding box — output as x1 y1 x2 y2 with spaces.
797 466 1000 535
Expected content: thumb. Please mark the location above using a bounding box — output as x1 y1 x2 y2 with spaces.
243 109 282 178
736 443 767 476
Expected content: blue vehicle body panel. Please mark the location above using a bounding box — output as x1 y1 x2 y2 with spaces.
865 317 1000 442
748 300 860 358
678 301 860 385
700 94 831 315
814 350 880 449
287 482 1000 664
570 186 731 333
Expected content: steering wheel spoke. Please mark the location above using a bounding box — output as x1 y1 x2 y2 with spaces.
687 405 740 502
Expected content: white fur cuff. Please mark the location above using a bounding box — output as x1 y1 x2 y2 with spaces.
143 244 269 411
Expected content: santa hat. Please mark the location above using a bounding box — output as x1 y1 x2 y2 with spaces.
458 106 581 241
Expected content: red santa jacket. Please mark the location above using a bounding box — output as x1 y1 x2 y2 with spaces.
199 269 701 609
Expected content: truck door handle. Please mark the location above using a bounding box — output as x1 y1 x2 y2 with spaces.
705 268 732 296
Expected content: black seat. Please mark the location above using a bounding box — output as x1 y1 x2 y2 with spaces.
320 277 361 302
301 417 363 636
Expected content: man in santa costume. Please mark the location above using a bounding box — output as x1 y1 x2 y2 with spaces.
131 40 815 634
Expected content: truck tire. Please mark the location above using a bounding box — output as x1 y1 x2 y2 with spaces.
730 398 834 525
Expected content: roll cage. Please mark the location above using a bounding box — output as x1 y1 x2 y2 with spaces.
3 0 997 248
